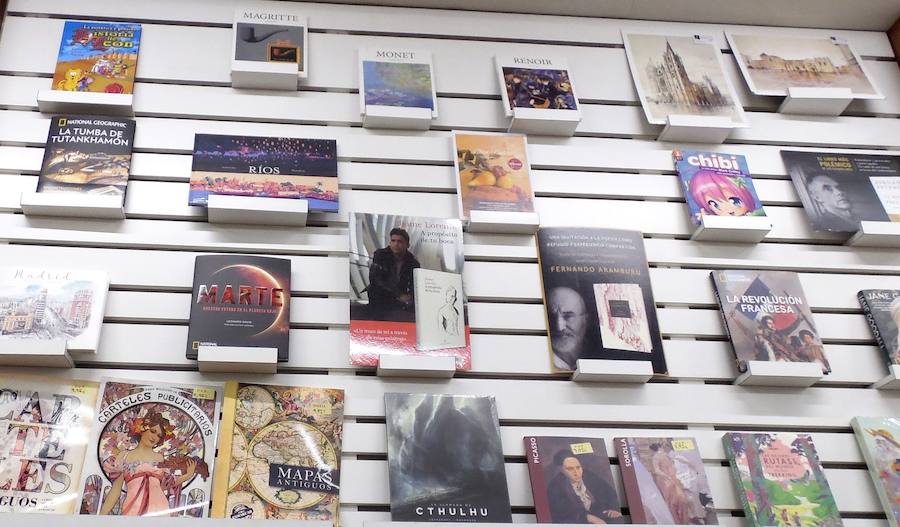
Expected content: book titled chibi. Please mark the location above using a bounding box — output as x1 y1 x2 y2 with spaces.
525 437 623 524
234 5 307 75
189 134 338 212
782 151 900 233
673 149 765 226
0 375 99 514
359 48 437 114
52 21 141 95
385 393 512 522
537 227 666 374
212 382 344 524
38 116 135 195
616 437 717 525
348 213 470 369
454 132 535 221
494 54 578 114
723 432 842 527
186 255 291 361
77 379 221 518
0 267 109 353
851 417 900 526
711 270 830 373
858 289 900 367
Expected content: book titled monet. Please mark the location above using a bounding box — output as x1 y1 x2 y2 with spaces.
359 48 437 115
851 417 900 526
52 21 141 95
723 432 842 527
673 149 765 226
858 289 900 367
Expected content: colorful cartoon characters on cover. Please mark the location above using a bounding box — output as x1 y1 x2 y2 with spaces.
52 22 140 95
673 149 765 226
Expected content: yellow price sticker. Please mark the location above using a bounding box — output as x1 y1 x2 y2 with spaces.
671 439 695 451
309 402 332 416
193 387 216 400
570 442 594 455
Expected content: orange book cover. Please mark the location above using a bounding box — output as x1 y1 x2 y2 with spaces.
454 132 535 220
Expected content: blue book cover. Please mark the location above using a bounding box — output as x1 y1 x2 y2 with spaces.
673 149 765 226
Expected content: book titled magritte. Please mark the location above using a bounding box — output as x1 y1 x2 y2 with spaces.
723 432 842 527
851 417 900 526
233 4 307 76
858 289 900 367
186 255 291 361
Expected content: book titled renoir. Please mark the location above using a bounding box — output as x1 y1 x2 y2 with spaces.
673 149 765 226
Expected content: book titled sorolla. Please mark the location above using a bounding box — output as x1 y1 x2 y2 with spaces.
52 21 141 95
858 289 900 367
616 436 718 525
77 379 221 518
673 149 765 226
711 270 830 373
525 437 623 524
212 382 344 524
0 267 109 353
348 213 470 369
851 417 900 526
186 255 291 361
723 432 842 527
453 132 535 221
537 227 666 374
189 134 338 212
385 393 512 522
0 375 99 514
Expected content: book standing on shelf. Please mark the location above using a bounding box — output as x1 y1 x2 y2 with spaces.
673 149 765 225
858 289 900 367
851 417 900 526
494 54 579 113
359 48 438 116
233 4 307 77
453 132 535 221
51 21 141 95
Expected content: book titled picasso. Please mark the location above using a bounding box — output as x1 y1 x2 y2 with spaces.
673 149 765 226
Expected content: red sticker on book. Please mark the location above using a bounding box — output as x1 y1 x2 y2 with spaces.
508 158 523 170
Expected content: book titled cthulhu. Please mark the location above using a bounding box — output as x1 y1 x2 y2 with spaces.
233 3 307 76
851 417 900 526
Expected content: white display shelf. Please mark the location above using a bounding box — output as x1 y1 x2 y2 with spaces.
36 90 134 116
871 364 900 390
734 360 825 387
206 194 309 227
508 107 581 137
0 338 73 368
845 221 900 248
657 114 738 144
690 214 773 243
197 345 278 374
376 353 457 378
20 191 126 219
466 209 540 234
778 87 854 116
231 60 300 90
571 358 654 383
363 105 433 130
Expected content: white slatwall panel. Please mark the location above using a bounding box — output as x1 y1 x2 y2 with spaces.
1 0 899 524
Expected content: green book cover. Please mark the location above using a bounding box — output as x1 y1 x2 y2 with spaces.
851 417 900 526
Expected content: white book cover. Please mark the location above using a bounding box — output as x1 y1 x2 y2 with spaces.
413 268 465 351
593 282 652 353
494 53 580 118
233 3 308 77
0 268 109 353
358 48 438 119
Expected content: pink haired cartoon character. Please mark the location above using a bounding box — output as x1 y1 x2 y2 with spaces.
688 170 761 223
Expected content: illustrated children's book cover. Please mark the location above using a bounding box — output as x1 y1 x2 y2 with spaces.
52 21 141 95
851 417 900 527
673 149 765 226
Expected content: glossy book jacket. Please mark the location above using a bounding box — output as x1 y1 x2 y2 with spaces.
52 21 141 95
851 417 900 526
673 149 764 226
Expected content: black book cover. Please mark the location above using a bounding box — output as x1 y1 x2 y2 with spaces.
537 227 666 374
858 289 900 367
186 255 291 361
385 393 512 522
38 115 135 195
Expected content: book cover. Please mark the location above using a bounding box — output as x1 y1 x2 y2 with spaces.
413 268 466 352
385 393 512 522
234 5 306 74
783 151 898 233
851 417 900 526
211 382 344 524
711 270 830 373
52 21 141 95
615 436 718 525
359 49 437 114
76 379 221 517
727 33 882 98
349 213 470 369
453 132 535 221
0 267 109 353
537 227 666 374
622 33 746 126
723 432 842 527
494 54 578 114
37 115 135 195
0 375 99 514
858 289 900 366
185 255 291 361
524 436 623 524
673 149 765 226
189 134 338 212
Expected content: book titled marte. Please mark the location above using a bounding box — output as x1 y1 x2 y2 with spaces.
858 289 900 367
851 417 900 526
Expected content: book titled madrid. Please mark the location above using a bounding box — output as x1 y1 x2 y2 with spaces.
185 255 291 361
211 382 344 524
851 417 900 526
38 115 135 196
711 270 830 373
385 393 512 522
723 432 842 527
673 149 765 226
525 437 623 524
857 289 900 367
0 267 109 353
0 374 99 514
52 21 141 95
537 227 666 374
616 436 718 524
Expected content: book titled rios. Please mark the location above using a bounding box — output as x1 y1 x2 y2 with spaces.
212 382 344 524
537 227 666 374
858 289 900 367
186 255 291 361
385 393 512 522
851 417 900 526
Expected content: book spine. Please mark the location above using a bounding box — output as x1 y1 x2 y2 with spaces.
858 290 892 367
614 437 646 524
209 381 238 518
524 437 551 522
710 272 745 373
721 433 759 527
